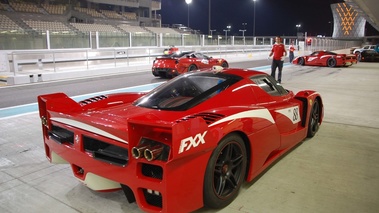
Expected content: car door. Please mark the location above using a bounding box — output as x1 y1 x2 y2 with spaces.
306 51 320 65
250 75 302 149
192 53 211 69
205 54 223 67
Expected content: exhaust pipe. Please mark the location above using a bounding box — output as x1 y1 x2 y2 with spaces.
131 144 150 159
144 145 164 161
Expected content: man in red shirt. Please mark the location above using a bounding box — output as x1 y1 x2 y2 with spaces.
269 36 287 83
289 42 295 63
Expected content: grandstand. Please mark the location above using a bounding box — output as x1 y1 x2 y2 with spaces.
41 3 67 15
70 22 121 33
9 1 40 13
0 0 192 49
0 14 23 31
118 24 149 33
146 26 182 35
24 20 72 33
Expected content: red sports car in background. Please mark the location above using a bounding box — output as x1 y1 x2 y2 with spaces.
163 45 179 55
38 67 323 213
292 50 357 67
152 51 228 78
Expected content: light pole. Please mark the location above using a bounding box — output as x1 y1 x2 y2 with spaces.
223 25 231 45
239 29 246 45
296 24 301 50
239 29 246 37
210 29 216 37
241 23 247 45
209 29 216 45
296 24 301 36
296 24 301 33
209 0 211 36
253 0 257 37
185 0 192 27
242 22 247 30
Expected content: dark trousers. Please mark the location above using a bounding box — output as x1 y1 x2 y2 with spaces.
289 51 294 63
271 60 284 83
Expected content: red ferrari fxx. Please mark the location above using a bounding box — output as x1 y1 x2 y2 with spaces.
152 51 228 78
292 50 357 67
38 67 323 213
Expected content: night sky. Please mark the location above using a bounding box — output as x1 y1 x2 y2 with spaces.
160 0 377 37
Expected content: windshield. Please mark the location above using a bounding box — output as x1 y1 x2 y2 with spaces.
158 51 194 58
134 72 242 110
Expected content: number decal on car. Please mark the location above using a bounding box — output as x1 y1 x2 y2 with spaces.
201 59 209 64
293 107 299 122
275 106 301 124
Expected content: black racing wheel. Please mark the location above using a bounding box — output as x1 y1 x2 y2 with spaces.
203 134 247 209
188 64 197 72
307 98 321 138
298 57 305 65
221 61 229 68
327 58 337 67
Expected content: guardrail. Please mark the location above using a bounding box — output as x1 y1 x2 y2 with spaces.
4 46 273 74
0 37 361 85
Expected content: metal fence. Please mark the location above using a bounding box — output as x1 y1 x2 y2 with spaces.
0 30 362 75
0 29 362 51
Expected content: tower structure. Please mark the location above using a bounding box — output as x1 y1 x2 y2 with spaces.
331 3 366 38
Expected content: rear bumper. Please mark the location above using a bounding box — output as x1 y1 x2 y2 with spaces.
152 68 179 78
43 130 208 213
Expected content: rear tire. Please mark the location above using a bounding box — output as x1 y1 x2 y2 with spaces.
188 64 197 72
357 53 362 62
221 61 229 68
307 99 321 138
203 134 247 209
327 58 336 67
298 57 305 65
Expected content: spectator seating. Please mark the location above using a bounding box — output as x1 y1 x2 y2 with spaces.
100 10 123 19
74 7 103 18
121 11 137 20
9 1 41 13
71 23 121 33
118 24 149 33
0 1 188 36
145 26 181 35
24 20 71 32
0 14 23 31
41 4 66 15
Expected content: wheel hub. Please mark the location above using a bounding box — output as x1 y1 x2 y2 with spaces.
222 161 232 176
222 164 228 174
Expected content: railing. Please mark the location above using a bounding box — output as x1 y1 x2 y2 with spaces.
0 29 362 50
0 30 362 75
6 46 273 74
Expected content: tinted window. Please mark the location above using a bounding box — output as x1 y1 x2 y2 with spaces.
250 75 288 96
134 72 242 110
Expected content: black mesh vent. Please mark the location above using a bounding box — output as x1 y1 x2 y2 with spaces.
154 68 170 73
83 136 128 167
177 112 225 124
142 164 163 180
48 125 74 145
79 95 107 105
143 189 162 208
